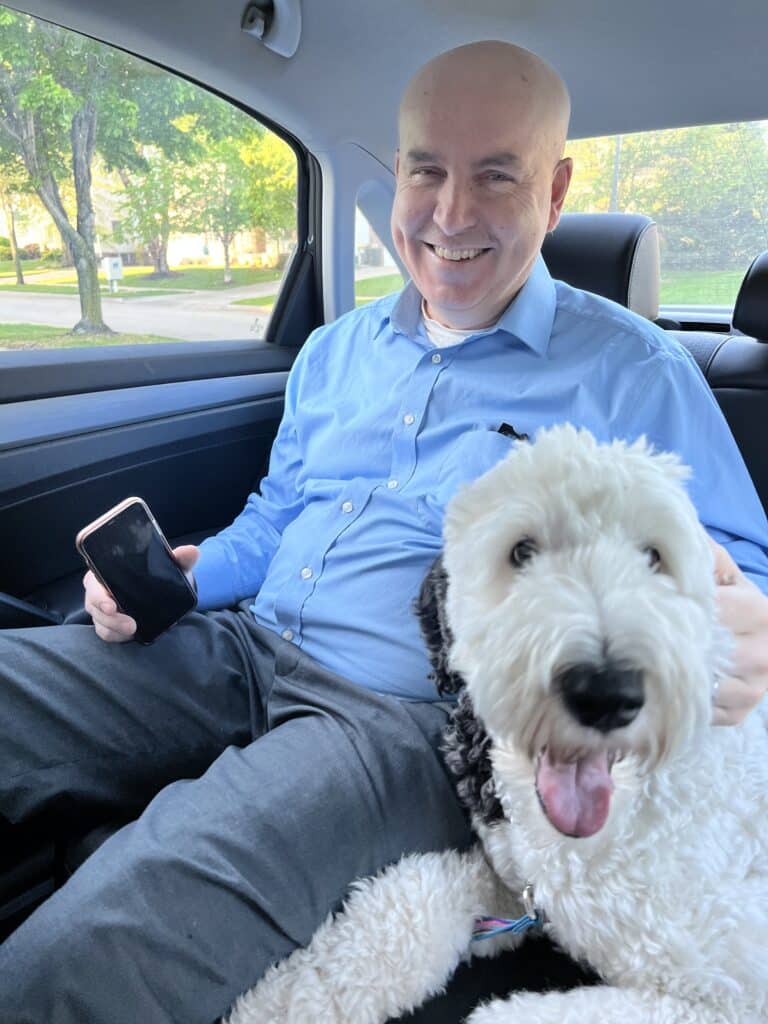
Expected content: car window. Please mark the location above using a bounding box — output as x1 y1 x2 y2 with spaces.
0 4 298 350
565 121 768 314
354 206 404 308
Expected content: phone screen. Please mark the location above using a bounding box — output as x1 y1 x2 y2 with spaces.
79 501 196 643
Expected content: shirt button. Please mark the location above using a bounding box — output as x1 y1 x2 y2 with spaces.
387 479 399 489
403 413 415 426
300 566 313 579
341 501 354 513
431 353 442 364
281 629 294 642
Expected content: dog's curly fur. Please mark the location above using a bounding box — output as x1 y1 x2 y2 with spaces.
415 556 504 827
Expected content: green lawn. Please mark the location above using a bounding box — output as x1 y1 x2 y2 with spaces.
0 323 178 349
659 270 744 307
232 271 406 310
232 294 278 308
0 259 50 278
353 273 405 298
0 264 283 292
0 283 182 299
122 266 283 289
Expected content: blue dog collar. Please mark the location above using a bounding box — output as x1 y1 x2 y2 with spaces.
472 883 542 942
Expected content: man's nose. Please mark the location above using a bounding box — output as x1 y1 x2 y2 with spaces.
432 180 478 236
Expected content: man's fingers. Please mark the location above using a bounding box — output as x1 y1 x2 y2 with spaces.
706 535 741 586
716 573 768 638
172 544 200 573
711 672 768 726
90 605 137 641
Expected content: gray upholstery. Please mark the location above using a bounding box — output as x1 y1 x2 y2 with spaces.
542 212 660 319
732 250 768 342
542 213 768 516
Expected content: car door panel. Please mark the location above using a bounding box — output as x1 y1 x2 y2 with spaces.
0 369 292 618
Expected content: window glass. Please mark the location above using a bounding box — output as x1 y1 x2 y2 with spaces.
564 122 768 311
354 206 404 307
0 4 297 349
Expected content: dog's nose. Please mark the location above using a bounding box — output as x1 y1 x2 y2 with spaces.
557 662 644 733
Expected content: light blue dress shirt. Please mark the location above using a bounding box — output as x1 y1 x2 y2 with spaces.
194 256 768 699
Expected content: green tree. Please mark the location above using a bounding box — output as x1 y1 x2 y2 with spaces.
0 140 31 284
116 93 257 278
0 10 211 332
566 123 768 272
244 131 297 244
116 151 182 276
185 133 258 283
0 9 133 331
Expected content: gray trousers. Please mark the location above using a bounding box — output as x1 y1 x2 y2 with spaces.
0 608 471 1023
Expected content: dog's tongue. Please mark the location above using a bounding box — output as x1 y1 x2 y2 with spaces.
535 748 613 838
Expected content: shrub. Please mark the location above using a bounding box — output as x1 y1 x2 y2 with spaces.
40 248 64 266
20 242 41 260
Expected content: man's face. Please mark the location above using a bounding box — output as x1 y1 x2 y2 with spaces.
391 87 572 330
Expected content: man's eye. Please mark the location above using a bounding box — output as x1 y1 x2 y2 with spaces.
411 167 440 179
482 171 516 185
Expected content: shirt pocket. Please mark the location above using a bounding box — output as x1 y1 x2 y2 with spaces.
417 427 520 533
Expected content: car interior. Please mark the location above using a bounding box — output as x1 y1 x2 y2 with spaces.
1 0 767 1020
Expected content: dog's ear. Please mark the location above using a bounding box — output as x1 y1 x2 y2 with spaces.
414 556 465 697
442 689 504 826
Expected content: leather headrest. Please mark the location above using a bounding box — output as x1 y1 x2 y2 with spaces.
542 213 660 320
732 251 768 342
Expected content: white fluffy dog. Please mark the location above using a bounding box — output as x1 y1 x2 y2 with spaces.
226 425 768 1024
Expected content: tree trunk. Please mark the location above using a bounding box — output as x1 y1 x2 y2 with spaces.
610 135 622 212
70 103 110 333
159 219 171 275
0 189 24 285
59 230 75 267
223 237 232 284
148 233 171 276
8 98 111 332
0 62 110 331
9 204 23 285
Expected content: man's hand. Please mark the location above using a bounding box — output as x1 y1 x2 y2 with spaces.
84 544 199 643
709 537 768 726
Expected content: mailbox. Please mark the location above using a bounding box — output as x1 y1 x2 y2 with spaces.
102 256 123 280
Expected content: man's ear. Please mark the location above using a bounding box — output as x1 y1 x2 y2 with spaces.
547 156 573 232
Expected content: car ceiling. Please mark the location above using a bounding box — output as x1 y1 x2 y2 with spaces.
5 0 768 172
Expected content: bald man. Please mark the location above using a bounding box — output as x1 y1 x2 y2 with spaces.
2 42 768 1024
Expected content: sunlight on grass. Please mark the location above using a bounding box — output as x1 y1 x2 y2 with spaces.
659 270 744 307
0 323 178 348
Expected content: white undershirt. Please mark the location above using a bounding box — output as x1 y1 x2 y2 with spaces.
420 301 500 348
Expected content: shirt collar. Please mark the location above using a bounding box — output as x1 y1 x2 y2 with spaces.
381 255 556 356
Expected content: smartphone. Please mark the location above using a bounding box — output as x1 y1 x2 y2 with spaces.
76 497 197 644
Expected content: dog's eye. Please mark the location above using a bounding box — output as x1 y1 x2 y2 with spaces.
510 537 538 568
644 546 661 571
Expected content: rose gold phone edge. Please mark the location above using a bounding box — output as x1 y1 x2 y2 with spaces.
75 496 193 605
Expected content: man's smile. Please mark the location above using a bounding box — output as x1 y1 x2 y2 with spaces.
427 243 491 262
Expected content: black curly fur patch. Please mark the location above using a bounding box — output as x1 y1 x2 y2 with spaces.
415 557 504 827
